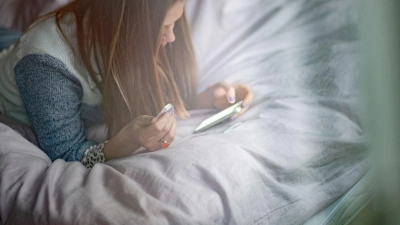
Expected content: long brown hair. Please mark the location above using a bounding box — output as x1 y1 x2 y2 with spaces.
54 0 197 137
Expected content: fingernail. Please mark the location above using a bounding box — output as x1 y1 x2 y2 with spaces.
243 103 248 108
229 96 235 103
167 105 174 115
231 116 236 121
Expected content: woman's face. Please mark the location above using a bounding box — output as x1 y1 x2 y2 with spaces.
161 1 184 47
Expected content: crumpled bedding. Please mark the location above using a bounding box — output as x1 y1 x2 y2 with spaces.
0 0 370 224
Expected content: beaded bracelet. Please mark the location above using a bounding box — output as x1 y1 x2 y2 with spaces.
81 141 107 168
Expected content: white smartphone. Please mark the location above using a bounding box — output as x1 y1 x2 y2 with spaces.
157 103 174 118
194 101 243 133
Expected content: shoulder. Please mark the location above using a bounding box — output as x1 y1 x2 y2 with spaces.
16 54 75 74
12 15 103 105
16 14 88 86
15 14 81 80
14 54 83 99
17 15 75 59
14 53 102 106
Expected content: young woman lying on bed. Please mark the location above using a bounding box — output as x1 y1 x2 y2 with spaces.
0 0 254 168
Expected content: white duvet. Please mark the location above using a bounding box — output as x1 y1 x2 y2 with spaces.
0 0 370 224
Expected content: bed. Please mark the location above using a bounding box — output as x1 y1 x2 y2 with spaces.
0 0 371 224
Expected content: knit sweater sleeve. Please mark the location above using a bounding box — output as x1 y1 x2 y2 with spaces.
14 54 100 162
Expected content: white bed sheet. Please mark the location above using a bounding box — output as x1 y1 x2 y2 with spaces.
0 0 370 224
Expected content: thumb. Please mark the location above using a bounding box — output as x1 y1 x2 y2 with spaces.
213 86 227 99
135 115 157 126
213 82 236 103
226 86 236 103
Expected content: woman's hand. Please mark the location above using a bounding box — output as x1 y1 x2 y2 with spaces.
103 111 176 160
198 82 254 120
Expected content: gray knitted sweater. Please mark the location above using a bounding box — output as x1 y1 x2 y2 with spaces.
0 15 105 162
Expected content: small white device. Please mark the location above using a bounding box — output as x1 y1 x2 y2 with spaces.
157 103 174 118
194 101 243 133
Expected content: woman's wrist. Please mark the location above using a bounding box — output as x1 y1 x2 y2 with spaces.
103 133 141 161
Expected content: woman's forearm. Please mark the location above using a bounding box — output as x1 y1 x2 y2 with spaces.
103 132 141 161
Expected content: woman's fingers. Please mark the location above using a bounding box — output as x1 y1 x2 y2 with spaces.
153 113 175 142
213 82 236 103
145 112 176 151
145 112 171 136
236 84 254 108
159 118 177 149
212 82 237 110
231 105 249 121
135 115 157 126
230 84 254 120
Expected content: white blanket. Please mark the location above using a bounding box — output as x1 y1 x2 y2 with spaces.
0 0 370 224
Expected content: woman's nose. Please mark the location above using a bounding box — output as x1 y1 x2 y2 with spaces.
163 26 176 45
